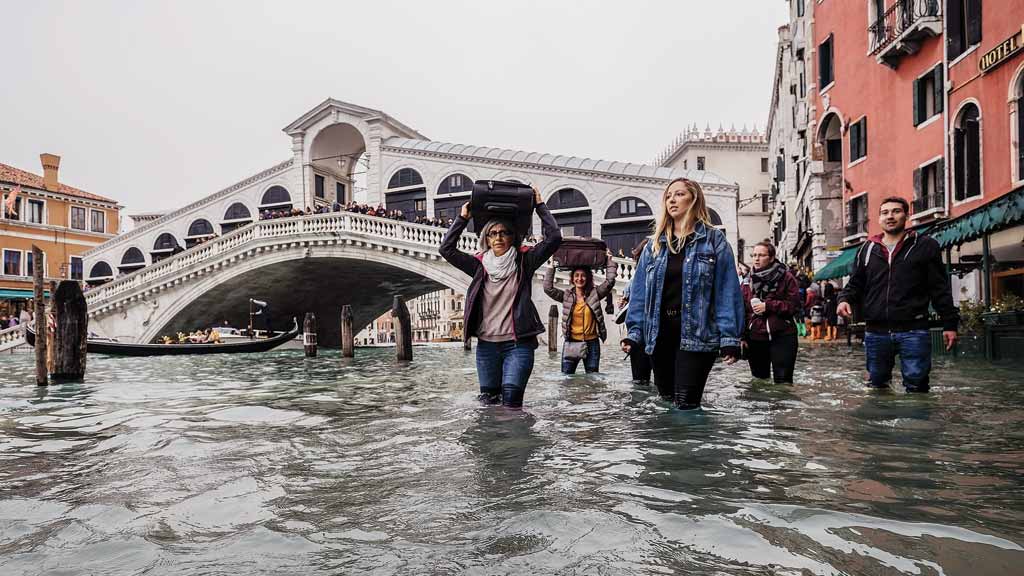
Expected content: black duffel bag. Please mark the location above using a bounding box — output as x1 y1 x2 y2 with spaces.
554 237 607 271
470 180 535 238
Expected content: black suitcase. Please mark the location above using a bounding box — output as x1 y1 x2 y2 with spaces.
554 237 608 270
470 180 535 237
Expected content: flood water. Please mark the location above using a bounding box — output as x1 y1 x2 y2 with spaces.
1 343 1023 575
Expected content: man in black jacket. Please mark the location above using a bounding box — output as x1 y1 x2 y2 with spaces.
838 197 958 392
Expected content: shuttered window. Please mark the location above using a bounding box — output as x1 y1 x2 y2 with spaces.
913 159 945 213
849 117 868 163
913 65 944 126
954 104 982 201
819 35 834 88
948 0 983 60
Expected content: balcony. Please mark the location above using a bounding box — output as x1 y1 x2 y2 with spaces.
868 0 942 68
912 193 945 220
845 218 868 240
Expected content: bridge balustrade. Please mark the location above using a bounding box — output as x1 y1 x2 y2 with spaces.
0 324 27 352
85 211 638 309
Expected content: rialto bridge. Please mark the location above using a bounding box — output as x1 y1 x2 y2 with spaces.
80 98 739 344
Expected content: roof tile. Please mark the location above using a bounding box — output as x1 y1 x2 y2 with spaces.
0 162 118 204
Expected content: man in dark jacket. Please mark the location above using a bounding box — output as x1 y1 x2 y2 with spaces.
838 197 958 392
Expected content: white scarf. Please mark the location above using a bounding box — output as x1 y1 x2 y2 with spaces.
482 248 518 282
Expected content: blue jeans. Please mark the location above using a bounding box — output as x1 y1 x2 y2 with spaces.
864 330 932 392
561 339 602 374
476 340 536 407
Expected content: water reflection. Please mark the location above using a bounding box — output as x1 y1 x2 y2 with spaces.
0 344 1022 575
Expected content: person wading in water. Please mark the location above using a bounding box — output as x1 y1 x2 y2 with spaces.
439 187 562 408
621 178 744 410
741 241 801 384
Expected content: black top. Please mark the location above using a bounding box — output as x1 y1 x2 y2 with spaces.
661 242 686 315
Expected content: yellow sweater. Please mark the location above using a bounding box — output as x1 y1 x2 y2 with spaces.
569 298 598 341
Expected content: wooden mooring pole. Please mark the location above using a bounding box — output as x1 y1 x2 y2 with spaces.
51 280 87 381
303 312 317 357
32 246 47 386
340 305 354 358
393 296 412 362
548 304 559 353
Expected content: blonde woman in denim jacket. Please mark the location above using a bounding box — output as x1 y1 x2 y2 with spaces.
621 178 744 410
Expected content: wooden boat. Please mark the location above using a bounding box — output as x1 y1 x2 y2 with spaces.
25 319 300 357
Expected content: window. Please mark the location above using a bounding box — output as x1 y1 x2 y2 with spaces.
260 186 291 207
760 157 769 173
560 225 575 238
683 159 688 169
819 35 834 88
796 49 806 98
761 191 770 213
914 159 945 212
954 103 982 201
620 198 637 215
846 196 868 237
776 156 785 182
27 199 44 224
414 199 426 213
697 156 706 170
89 261 113 280
70 256 84 281
796 0 804 17
70 206 87 230
913 65 944 126
223 203 251 221
1017 76 1024 181
315 174 325 199
794 156 802 186
3 194 21 219
849 117 868 163
3 249 22 276
387 168 424 189
27 251 44 278
948 0 982 60
438 173 473 195
336 182 346 202
90 209 105 233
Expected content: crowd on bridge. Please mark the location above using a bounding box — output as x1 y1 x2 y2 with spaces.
256 200 454 227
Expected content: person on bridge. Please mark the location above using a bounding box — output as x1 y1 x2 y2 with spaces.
620 177 743 410
837 196 959 393
741 241 801 384
544 251 617 374
439 187 561 408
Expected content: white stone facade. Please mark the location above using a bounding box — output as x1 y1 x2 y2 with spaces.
83 98 741 282
767 2 845 274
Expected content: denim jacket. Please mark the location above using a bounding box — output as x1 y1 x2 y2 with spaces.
624 222 744 354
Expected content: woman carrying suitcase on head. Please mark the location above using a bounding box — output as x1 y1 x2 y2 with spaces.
620 177 744 410
544 251 617 374
439 187 561 408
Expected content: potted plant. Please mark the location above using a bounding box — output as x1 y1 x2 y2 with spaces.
955 298 988 357
982 294 1024 327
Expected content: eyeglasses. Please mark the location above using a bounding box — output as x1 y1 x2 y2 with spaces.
487 230 511 238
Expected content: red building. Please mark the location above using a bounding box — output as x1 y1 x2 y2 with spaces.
812 0 946 243
811 0 1024 306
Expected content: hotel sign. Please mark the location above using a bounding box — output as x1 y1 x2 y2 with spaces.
980 25 1024 74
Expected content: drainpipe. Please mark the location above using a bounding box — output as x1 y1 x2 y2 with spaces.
943 4 951 219
982 233 992 307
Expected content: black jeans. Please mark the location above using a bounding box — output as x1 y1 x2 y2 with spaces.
651 315 718 409
629 348 652 382
746 333 798 384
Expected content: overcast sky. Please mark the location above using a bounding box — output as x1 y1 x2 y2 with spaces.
1 1 788 216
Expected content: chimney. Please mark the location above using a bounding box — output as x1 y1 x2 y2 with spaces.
40 153 61 191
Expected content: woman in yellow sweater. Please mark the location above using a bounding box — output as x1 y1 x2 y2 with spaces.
544 252 617 373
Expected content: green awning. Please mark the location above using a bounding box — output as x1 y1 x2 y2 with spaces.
0 288 49 300
814 244 860 281
929 185 1024 248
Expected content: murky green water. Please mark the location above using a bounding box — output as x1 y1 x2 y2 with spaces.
1 344 1023 575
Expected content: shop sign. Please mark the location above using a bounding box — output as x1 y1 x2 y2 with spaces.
980 25 1024 74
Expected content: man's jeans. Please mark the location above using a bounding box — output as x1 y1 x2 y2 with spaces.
476 340 536 407
561 339 601 374
864 330 932 392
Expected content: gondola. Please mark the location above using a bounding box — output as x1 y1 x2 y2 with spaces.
25 318 300 357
